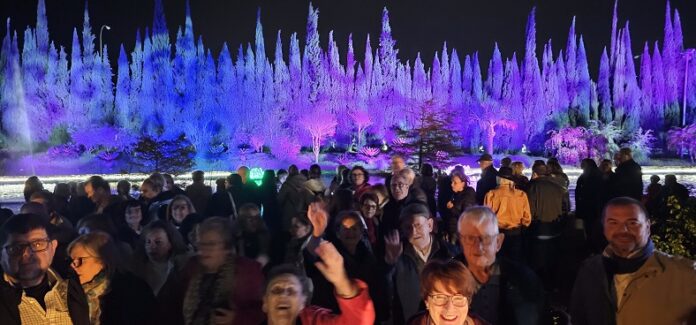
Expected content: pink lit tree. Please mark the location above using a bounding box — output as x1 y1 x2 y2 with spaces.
471 99 517 155
350 109 372 148
300 110 337 163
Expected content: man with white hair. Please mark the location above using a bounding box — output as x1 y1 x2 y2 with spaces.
456 206 543 325
381 168 426 234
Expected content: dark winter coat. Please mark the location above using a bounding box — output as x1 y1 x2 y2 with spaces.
526 176 566 224
447 187 477 222
476 166 498 204
278 174 309 231
455 255 544 325
98 271 157 325
575 168 604 222
185 182 212 216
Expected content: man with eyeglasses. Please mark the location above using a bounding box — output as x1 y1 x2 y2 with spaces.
0 213 89 325
456 206 543 325
570 197 696 325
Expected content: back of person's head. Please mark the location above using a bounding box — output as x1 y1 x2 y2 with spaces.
547 160 563 174
619 147 633 161
300 169 309 179
421 163 434 177
288 165 299 176
330 189 355 215
580 158 598 172
86 176 111 193
29 190 54 209
20 202 50 220
309 164 322 179
76 214 117 237
0 213 53 247
532 164 549 177
262 170 276 187
148 173 166 192
511 161 525 176
226 173 243 188
162 174 175 190
500 157 512 168
53 183 71 199
215 178 226 191
116 180 131 196
68 231 122 277
192 170 205 183
649 175 660 184
531 160 546 170
664 174 677 185
23 176 44 202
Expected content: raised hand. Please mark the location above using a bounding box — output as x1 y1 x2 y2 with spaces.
308 201 329 237
384 230 403 265
314 241 357 298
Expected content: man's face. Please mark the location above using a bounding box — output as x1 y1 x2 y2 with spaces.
603 204 650 257
140 183 158 200
391 157 405 173
458 218 503 270
237 169 249 184
1 228 57 286
84 183 105 204
390 177 409 201
402 215 433 248
263 274 307 322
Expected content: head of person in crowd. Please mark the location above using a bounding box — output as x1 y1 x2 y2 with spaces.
29 190 54 211
546 160 564 175
237 166 251 184
458 206 504 272
122 200 147 231
237 203 266 234
76 214 118 238
148 173 166 192
400 203 434 249
531 164 549 180
600 159 613 174
450 170 469 193
85 175 111 207
531 159 545 171
420 259 478 325
350 165 369 187
262 170 277 190
360 193 381 220
138 220 188 264
664 174 677 186
649 175 660 185
617 148 633 164
140 178 161 201
308 164 322 180
262 264 313 324
226 173 243 189
580 158 598 173
300 169 309 179
19 202 50 220
196 217 236 272
511 161 525 177
391 155 406 174
23 176 44 202
496 167 515 188
289 215 312 239
391 173 411 202
335 211 366 251
0 213 57 287
167 195 196 226
603 197 651 258
370 184 390 207
276 169 288 185
476 154 493 170
500 157 512 168
53 183 71 200
68 231 122 284
288 165 300 177
117 180 131 198
215 178 226 192
421 163 435 178
329 189 354 217
192 170 205 184
162 174 175 192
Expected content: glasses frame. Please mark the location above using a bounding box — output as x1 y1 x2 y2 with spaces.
428 294 469 307
3 238 51 257
70 256 99 268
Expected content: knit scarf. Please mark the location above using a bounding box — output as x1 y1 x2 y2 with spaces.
82 271 110 325
602 239 654 276
183 257 237 325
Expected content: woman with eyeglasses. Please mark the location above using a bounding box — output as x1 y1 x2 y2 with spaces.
68 231 156 325
233 203 271 267
349 165 372 202
359 193 382 249
407 259 487 325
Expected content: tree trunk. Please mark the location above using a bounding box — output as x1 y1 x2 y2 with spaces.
486 123 495 155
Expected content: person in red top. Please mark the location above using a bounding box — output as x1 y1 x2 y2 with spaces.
260 240 375 325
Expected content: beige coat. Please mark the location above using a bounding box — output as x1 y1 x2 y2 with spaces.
484 187 532 229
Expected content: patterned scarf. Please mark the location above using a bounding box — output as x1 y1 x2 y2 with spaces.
183 257 237 325
82 272 110 325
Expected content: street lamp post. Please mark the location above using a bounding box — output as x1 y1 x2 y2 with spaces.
682 49 695 126
99 25 111 56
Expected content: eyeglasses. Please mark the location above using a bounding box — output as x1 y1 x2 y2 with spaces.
3 239 51 257
460 234 497 246
351 173 365 178
269 286 301 297
429 294 468 307
70 256 98 268
391 183 409 189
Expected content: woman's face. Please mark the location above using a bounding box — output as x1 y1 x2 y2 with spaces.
145 229 172 263
350 169 366 186
425 282 470 325
170 200 191 224
70 244 105 285
360 199 378 219
125 206 143 228
244 214 262 232
197 230 230 272
290 218 310 239
451 176 466 193
337 217 362 248
263 274 307 323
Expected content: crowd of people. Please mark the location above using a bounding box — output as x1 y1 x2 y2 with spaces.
0 148 695 325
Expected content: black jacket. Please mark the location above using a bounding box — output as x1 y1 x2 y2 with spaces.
455 255 544 325
0 269 90 325
476 166 498 204
99 271 157 325
610 159 643 201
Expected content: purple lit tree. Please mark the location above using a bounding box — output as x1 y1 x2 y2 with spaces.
575 36 591 125
598 48 613 123
115 45 131 129
471 99 517 155
521 8 545 150
301 109 337 163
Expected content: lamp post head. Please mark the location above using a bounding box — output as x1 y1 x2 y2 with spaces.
105 25 111 30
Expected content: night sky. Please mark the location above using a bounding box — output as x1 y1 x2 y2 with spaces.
2 0 695 76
